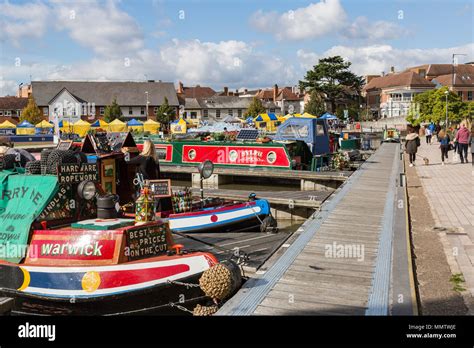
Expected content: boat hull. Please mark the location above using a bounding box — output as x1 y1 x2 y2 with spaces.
168 199 271 233
0 252 216 315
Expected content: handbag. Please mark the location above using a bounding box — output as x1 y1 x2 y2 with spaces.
448 143 454 151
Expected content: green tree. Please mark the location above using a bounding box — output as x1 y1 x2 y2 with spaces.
103 98 123 122
407 87 467 126
20 95 44 125
244 96 266 117
304 90 326 116
156 97 176 132
299 56 364 113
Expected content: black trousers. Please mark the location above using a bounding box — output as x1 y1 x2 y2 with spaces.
458 143 468 162
409 153 416 163
440 145 449 162
426 135 432 144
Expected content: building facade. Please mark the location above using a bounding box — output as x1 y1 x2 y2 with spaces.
0 96 28 123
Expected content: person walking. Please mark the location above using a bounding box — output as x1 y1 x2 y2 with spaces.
122 139 161 179
455 123 470 163
438 129 450 165
453 125 460 154
435 123 442 142
425 126 432 144
470 126 474 166
405 128 420 167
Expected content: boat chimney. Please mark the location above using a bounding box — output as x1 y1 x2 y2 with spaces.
273 84 278 101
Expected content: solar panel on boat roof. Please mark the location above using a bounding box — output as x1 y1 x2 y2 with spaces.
236 129 259 141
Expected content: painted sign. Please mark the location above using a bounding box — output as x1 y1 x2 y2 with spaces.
38 185 75 220
182 145 290 167
57 163 99 184
125 224 168 261
0 173 58 263
57 140 73 151
146 179 172 198
26 229 124 265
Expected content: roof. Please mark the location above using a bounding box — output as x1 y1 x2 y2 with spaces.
255 90 274 100
363 71 435 91
180 86 216 98
0 97 28 110
275 88 300 101
31 81 179 106
199 96 254 109
406 64 474 78
433 73 474 87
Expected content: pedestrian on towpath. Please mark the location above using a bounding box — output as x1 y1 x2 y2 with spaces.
405 128 420 167
455 123 470 164
470 126 474 166
425 126 432 144
438 129 450 165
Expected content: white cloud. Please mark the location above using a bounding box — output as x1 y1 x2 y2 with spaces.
0 79 18 96
0 1 50 44
251 0 405 42
297 43 474 76
52 0 144 58
250 0 347 40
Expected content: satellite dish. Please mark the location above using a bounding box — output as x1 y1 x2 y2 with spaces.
198 160 214 179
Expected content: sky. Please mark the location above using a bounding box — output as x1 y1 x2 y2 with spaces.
0 0 473 96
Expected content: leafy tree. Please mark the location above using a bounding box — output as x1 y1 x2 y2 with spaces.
299 56 364 113
244 96 266 117
103 98 123 122
335 104 362 122
407 87 467 126
20 95 44 125
304 90 326 116
156 97 176 132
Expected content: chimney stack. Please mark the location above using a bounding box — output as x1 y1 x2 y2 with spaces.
223 86 228 96
390 66 395 74
273 84 278 101
177 81 184 94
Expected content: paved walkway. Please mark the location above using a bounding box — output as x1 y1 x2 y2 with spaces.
414 139 474 309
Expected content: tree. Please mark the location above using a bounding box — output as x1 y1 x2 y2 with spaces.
156 97 176 132
407 87 467 126
299 56 364 113
103 98 123 123
244 96 266 117
20 95 44 125
304 90 326 116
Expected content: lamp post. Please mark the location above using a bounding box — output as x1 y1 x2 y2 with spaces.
444 90 449 130
145 91 149 120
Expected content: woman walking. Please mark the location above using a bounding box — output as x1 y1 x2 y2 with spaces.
425 126 432 144
455 123 470 164
405 128 421 167
438 129 450 165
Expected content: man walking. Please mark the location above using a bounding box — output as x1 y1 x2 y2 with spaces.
455 123 470 164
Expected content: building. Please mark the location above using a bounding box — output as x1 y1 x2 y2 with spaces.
30 81 179 123
183 96 280 124
0 96 28 123
176 81 216 98
255 85 304 114
363 71 435 119
405 64 474 101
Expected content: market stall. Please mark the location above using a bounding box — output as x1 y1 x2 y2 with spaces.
73 119 91 137
170 117 188 134
59 120 73 133
0 120 16 135
127 118 144 133
254 113 280 132
108 118 127 132
16 120 35 135
143 119 160 134
91 119 109 130
35 120 54 134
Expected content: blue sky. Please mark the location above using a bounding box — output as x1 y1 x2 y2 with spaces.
0 0 473 95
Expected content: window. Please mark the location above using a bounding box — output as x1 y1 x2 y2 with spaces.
100 107 105 115
140 107 145 115
458 91 463 99
129 107 133 115
154 107 158 115
269 108 275 113
5 110 11 116
0 111 3 116
216 109 221 118
228 109 233 116
238 109 242 118
468 91 473 101
43 107 48 116
191 111 197 119
203 109 209 118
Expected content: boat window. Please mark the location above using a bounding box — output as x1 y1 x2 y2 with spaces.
279 124 309 139
316 123 325 136
156 148 167 160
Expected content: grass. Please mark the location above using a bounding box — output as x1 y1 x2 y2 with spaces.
450 273 466 292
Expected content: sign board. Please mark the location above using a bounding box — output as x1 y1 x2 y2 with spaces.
57 163 99 184
0 129 15 136
125 223 168 261
57 140 73 151
145 179 172 198
343 109 349 120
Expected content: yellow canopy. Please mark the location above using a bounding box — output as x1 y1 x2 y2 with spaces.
35 120 54 128
143 119 160 134
300 112 317 118
59 120 73 133
170 118 187 134
73 119 91 137
92 119 109 128
108 118 127 132
0 120 16 129
17 128 35 135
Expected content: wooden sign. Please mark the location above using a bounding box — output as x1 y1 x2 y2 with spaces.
57 163 99 184
57 140 72 151
146 179 172 198
125 223 168 261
